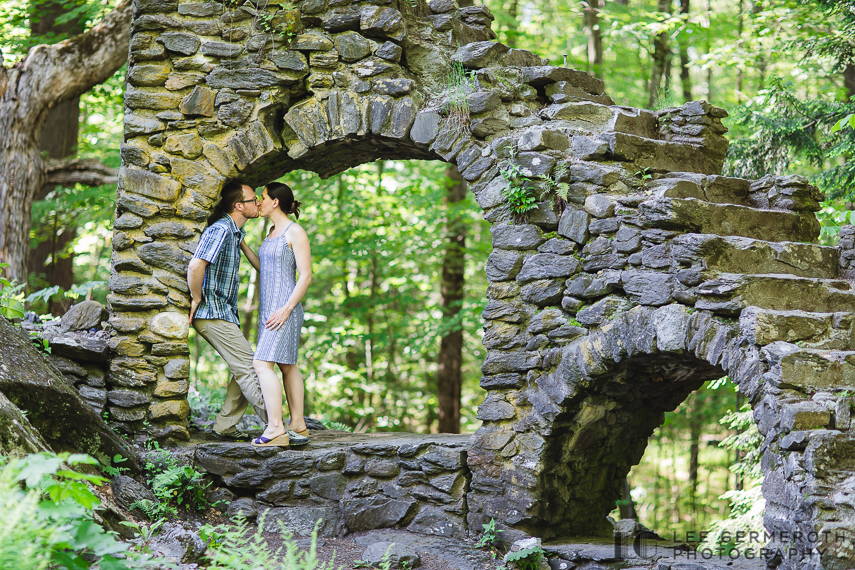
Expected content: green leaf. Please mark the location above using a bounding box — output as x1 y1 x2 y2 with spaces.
51 550 91 570
25 285 61 304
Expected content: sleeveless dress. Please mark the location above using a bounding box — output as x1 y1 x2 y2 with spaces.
254 223 304 364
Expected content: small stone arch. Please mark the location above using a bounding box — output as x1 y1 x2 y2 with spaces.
467 303 738 540
111 0 855 562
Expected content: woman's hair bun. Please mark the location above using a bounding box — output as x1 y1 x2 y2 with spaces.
266 182 301 219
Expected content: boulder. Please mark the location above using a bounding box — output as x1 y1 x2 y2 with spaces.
147 522 207 564
0 317 138 471
111 475 158 516
361 542 421 569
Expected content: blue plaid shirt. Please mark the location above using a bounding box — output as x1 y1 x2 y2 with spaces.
192 215 246 326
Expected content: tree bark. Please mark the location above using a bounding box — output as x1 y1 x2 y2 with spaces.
647 0 672 108
845 64 855 100
583 1 604 79
437 166 466 434
0 0 132 282
678 0 692 102
506 0 519 47
619 477 636 519
689 412 701 522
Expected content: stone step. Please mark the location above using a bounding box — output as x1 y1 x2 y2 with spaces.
648 174 751 206
540 101 658 139
739 307 855 349
762 341 855 393
639 198 821 242
601 132 725 175
695 273 855 315
671 234 839 279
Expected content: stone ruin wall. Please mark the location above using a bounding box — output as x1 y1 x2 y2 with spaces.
57 0 855 563
183 434 472 539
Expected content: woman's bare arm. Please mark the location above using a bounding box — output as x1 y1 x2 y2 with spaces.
241 239 260 272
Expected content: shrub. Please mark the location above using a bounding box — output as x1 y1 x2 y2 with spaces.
0 452 161 569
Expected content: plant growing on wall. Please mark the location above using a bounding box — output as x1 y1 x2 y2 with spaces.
250 0 301 60
499 149 570 222
426 59 477 138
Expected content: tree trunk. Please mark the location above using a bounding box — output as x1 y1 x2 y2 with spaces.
506 0 519 47
29 159 117 311
678 0 692 102
0 0 132 282
689 412 701 523
437 165 466 434
584 1 604 79
647 0 672 108
845 64 855 100
619 478 636 519
27 0 85 301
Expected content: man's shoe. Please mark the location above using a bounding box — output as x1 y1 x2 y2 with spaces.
286 429 310 446
208 429 250 442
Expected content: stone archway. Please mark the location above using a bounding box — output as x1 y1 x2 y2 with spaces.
111 0 855 564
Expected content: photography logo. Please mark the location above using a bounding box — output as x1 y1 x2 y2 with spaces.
614 530 659 560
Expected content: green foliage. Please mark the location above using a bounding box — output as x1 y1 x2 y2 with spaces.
499 152 569 221
0 452 161 570
319 418 353 432
0 263 26 319
476 518 504 549
699 404 765 554
428 60 477 137
253 1 300 45
119 519 165 553
654 82 679 110
97 454 130 478
500 161 538 218
134 441 214 519
724 77 855 198
504 544 545 570
201 516 341 570
0 0 113 62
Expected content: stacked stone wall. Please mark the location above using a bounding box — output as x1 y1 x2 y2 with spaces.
168 433 470 538
109 0 855 560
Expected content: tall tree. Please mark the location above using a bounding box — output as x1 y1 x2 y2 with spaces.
583 0 604 79
26 0 87 307
0 0 131 283
437 166 466 433
648 0 672 108
678 0 692 102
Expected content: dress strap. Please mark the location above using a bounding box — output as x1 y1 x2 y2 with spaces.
283 222 296 235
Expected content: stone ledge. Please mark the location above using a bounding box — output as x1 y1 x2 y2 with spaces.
167 432 472 538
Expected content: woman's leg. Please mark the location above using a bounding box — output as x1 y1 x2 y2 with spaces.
278 363 306 432
254 359 286 439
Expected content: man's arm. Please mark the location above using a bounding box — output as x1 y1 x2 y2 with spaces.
187 258 209 324
188 225 228 323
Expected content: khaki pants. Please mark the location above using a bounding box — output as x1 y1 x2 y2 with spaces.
193 318 268 433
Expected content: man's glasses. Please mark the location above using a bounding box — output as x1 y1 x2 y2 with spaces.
237 197 259 204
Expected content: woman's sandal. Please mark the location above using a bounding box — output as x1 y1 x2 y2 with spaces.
286 429 310 446
251 433 289 447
